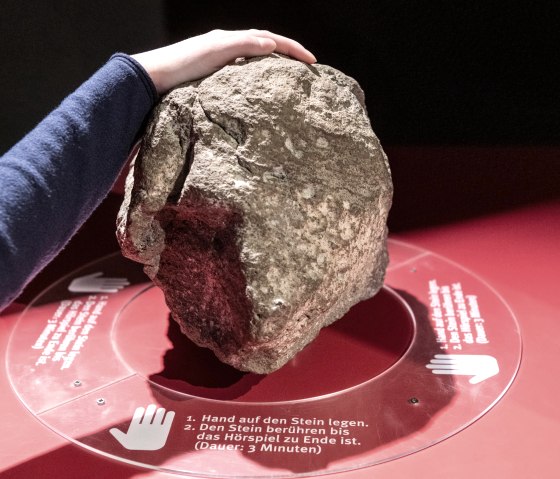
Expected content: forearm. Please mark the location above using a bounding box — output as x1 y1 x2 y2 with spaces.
0 54 157 309
0 29 315 311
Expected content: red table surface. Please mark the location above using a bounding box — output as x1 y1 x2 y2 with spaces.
1 195 559 477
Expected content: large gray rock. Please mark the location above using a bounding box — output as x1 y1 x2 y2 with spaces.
117 54 392 374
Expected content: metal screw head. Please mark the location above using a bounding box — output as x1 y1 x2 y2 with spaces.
72 380 82 387
408 397 420 405
96 398 106 406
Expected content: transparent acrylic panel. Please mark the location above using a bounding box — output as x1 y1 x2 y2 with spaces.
7 240 522 477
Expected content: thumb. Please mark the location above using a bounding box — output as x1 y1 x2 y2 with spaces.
109 427 128 445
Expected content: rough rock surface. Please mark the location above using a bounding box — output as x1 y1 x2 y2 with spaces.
117 54 392 374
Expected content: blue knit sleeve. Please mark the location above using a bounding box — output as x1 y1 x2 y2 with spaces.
0 53 157 309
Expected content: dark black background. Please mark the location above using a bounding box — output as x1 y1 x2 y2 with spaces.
1 1 558 230
0 6 556 479
165 0 559 146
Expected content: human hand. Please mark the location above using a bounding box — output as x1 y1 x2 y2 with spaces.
132 29 317 94
425 354 499 384
110 404 175 451
68 272 130 293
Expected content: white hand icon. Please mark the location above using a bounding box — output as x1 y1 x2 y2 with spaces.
68 272 130 293
110 404 175 451
426 354 499 384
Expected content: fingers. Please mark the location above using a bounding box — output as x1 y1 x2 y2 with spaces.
154 406 166 425
206 35 276 71
425 369 456 375
109 427 126 442
426 363 457 370
249 29 317 64
201 29 315 82
142 404 157 423
133 28 316 94
139 404 171 425
163 410 176 429
132 406 145 423
216 29 316 64
84 272 103 279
